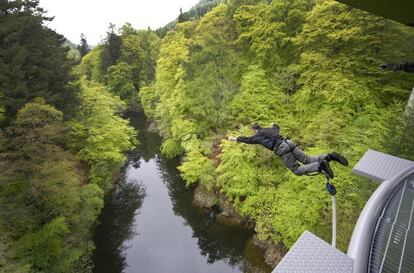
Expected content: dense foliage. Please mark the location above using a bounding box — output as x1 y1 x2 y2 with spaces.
155 0 222 38
70 81 136 191
1 0 414 271
77 33 91 58
0 1 136 272
0 98 103 272
0 0 78 121
140 0 414 251
77 24 160 105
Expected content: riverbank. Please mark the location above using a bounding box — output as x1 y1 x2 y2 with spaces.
193 183 287 268
93 110 272 273
139 108 287 269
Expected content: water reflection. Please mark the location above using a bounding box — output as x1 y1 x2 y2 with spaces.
127 110 162 163
157 156 251 267
92 111 271 273
92 179 146 273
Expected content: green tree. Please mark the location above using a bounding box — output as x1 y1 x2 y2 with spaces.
139 84 157 118
178 8 190 23
76 46 106 82
106 61 136 100
0 0 77 120
134 30 161 85
0 98 81 234
142 0 414 253
70 81 135 191
0 98 92 272
292 0 414 146
120 22 138 37
145 4 244 159
15 217 70 272
119 28 161 89
229 65 286 125
101 23 122 73
234 0 311 69
77 33 91 58
119 34 144 90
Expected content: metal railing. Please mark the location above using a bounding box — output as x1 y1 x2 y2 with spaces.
347 165 414 273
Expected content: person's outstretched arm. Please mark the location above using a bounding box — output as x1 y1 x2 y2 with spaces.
380 62 414 73
228 135 260 144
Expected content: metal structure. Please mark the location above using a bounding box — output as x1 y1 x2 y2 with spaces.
348 151 414 273
272 150 414 273
368 175 414 273
273 231 354 273
352 150 414 182
335 0 414 26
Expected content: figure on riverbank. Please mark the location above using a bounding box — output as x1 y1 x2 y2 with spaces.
227 123 348 178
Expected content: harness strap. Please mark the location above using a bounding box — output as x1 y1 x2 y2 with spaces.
275 139 296 157
305 173 321 177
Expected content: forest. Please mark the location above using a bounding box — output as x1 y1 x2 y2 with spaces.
0 1 139 272
140 0 414 251
1 0 414 272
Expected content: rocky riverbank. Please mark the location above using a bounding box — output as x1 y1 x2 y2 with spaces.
192 183 287 268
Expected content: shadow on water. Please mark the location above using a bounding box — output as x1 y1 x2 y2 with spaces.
127 110 162 164
157 156 251 266
92 111 271 273
92 178 146 273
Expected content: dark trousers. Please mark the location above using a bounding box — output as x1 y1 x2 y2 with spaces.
275 140 327 176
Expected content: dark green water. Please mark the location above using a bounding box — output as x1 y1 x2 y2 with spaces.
92 111 272 273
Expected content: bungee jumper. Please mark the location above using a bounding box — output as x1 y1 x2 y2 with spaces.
380 61 414 73
227 123 348 178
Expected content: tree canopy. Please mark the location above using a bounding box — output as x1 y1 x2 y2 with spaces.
0 0 77 121
140 0 414 251
0 2 137 272
77 33 91 58
1 0 414 271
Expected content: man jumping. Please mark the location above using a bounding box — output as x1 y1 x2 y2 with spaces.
227 123 348 178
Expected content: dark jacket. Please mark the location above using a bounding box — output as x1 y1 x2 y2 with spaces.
237 124 284 151
398 62 414 73
382 62 414 73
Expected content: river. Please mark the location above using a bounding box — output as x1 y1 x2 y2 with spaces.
92 111 272 273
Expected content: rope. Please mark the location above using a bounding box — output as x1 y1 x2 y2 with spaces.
331 195 337 248
325 175 337 248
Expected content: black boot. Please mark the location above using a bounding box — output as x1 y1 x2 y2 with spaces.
319 160 334 179
327 152 348 166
